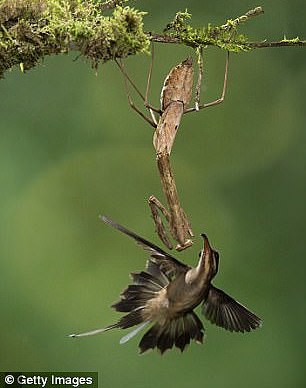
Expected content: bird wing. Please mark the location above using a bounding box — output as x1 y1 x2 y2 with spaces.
202 286 262 333
100 215 189 278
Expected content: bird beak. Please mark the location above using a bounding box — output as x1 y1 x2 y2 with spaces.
200 233 212 256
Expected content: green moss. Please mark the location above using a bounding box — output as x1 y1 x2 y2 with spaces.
164 9 254 52
281 36 301 43
0 0 149 78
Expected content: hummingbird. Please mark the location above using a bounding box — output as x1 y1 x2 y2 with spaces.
70 216 262 354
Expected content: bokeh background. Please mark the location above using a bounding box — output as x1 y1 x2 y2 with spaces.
1 0 305 387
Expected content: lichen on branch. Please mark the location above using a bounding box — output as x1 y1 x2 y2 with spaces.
153 7 305 50
0 0 149 78
1 2 305 79
163 7 263 52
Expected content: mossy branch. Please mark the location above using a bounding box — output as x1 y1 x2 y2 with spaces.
0 1 305 79
0 0 149 78
158 7 306 50
151 34 306 49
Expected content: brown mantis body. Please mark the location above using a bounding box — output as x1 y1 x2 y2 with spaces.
150 57 194 250
117 50 229 250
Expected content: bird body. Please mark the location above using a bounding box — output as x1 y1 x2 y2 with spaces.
70 216 262 354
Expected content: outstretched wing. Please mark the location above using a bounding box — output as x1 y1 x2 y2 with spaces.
202 286 262 333
100 215 189 278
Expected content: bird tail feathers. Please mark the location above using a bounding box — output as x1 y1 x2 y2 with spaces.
139 311 205 354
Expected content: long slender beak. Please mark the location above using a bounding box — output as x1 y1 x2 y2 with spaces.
200 233 212 256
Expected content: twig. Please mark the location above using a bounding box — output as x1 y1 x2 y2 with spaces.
219 6 264 31
248 40 306 48
149 34 306 49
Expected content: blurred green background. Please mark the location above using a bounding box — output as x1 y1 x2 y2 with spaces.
1 0 305 387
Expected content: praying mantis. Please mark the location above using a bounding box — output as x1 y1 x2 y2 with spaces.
116 48 229 251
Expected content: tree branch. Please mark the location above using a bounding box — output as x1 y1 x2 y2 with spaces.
248 40 306 48
156 6 305 50
150 34 306 49
0 1 305 80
